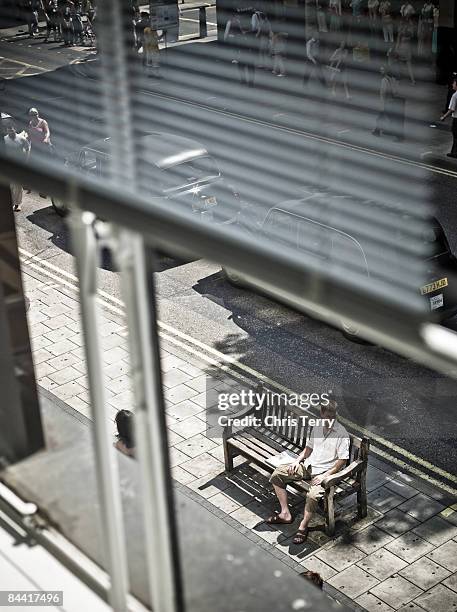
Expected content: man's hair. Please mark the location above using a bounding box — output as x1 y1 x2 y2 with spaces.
321 399 337 418
300 571 323 589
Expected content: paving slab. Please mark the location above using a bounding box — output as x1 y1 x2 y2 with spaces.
180 453 225 478
187 471 230 499
171 465 196 485
355 592 394 612
412 515 457 547
369 575 423 609
163 367 195 388
327 564 379 600
347 525 395 555
396 603 427 611
356 548 408 581
166 399 204 421
174 433 218 458
275 535 317 563
398 494 446 523
399 556 451 590
48 365 82 386
169 415 207 438
209 492 241 514
368 486 405 514
443 572 457 593
230 504 269 529
426 539 457 572
413 584 457 612
166 383 200 404
385 532 434 564
301 555 338 581
315 541 366 572
375 508 421 537
169 447 190 468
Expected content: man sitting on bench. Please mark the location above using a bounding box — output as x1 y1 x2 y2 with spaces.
267 401 349 544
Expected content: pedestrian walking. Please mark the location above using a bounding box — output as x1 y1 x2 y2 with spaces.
224 11 243 65
59 0 75 45
329 0 342 31
303 32 326 89
24 0 41 37
395 17 416 84
271 31 287 77
373 66 397 137
440 79 457 158
143 25 164 77
3 125 30 212
135 11 150 52
379 0 394 43
328 40 351 99
72 1 84 45
251 10 271 68
368 0 379 22
27 108 53 159
237 18 256 87
44 0 60 42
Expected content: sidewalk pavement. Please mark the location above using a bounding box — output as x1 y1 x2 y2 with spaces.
20 243 457 612
67 36 457 170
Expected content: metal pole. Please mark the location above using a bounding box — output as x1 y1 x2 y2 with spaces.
97 0 136 187
199 6 207 38
69 209 129 612
117 229 183 612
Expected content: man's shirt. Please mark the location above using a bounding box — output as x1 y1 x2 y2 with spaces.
306 38 318 63
306 421 350 475
4 132 29 154
449 91 457 118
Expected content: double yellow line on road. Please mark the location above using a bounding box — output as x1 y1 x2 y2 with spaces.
19 246 457 497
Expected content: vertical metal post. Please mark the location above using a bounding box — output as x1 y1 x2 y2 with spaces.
117 229 183 612
0 183 44 465
69 209 129 612
97 0 136 187
199 7 207 38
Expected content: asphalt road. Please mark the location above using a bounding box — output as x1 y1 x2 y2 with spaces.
2 33 457 486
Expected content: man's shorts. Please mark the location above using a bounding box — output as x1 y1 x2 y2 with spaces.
269 463 325 513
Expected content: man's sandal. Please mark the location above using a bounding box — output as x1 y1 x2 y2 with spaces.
292 528 308 544
266 513 294 525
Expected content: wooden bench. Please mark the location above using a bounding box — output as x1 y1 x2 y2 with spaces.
222 394 370 536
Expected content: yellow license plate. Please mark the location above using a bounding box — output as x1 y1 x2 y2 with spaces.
420 278 448 295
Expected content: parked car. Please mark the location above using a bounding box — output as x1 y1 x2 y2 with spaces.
222 192 457 341
51 132 243 225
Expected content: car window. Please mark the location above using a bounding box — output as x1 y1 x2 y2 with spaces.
298 220 330 260
264 211 297 248
161 156 220 189
331 233 367 275
422 225 449 258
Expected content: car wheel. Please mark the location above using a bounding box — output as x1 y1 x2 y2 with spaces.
222 267 244 287
341 320 371 344
51 197 68 216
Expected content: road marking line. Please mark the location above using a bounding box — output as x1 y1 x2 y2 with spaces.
19 246 457 493
140 89 457 180
0 55 47 72
179 17 217 26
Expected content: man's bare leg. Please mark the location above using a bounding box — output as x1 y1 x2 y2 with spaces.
273 484 292 521
298 509 313 532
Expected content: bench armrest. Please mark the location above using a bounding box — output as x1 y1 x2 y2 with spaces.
221 404 259 440
321 459 365 489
